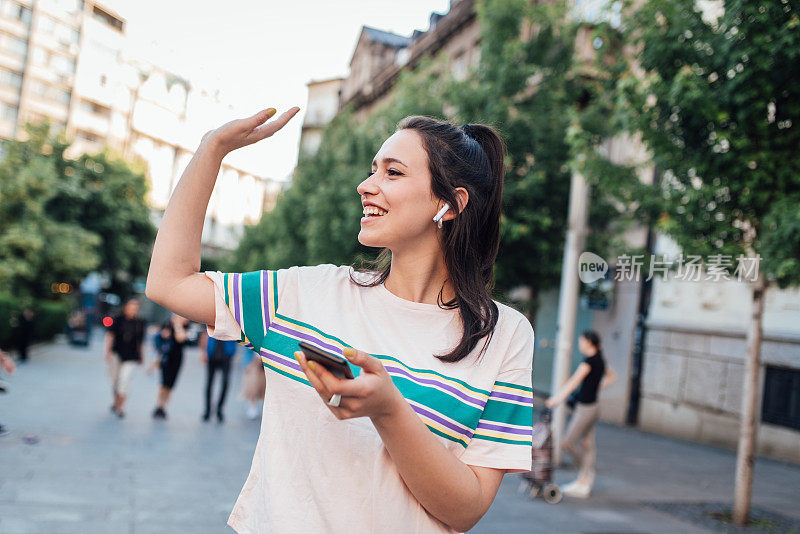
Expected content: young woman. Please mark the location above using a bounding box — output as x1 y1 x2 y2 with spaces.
545 330 617 498
146 107 535 533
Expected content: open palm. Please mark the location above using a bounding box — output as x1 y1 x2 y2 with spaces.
202 106 301 156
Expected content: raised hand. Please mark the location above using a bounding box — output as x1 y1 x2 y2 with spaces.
201 106 301 157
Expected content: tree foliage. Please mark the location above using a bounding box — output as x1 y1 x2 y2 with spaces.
617 0 800 286
0 122 156 302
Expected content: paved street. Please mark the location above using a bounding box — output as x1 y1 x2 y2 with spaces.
1 335 799 533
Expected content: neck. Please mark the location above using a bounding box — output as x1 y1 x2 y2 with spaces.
384 246 454 305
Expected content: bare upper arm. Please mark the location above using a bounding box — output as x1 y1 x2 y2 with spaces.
466 465 505 523
146 272 216 328
572 362 592 383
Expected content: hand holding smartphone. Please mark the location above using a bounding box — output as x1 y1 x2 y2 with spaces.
298 341 354 379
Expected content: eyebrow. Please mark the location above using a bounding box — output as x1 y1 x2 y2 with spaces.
371 157 407 168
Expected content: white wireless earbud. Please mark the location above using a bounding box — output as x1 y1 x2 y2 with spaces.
433 203 450 229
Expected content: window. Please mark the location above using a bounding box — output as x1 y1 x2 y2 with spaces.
762 365 800 431
79 98 110 117
0 68 22 89
76 129 100 143
28 79 71 105
0 31 28 57
15 4 32 24
0 100 18 122
51 54 75 75
92 6 123 32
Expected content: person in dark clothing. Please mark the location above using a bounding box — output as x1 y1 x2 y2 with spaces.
545 330 617 498
151 314 189 419
104 298 146 418
15 308 34 362
199 331 237 423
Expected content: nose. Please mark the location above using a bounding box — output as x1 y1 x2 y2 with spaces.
357 173 380 198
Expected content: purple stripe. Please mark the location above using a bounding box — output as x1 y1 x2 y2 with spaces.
477 420 532 436
384 365 485 408
263 351 303 373
261 270 271 329
410 402 473 439
490 390 534 405
270 323 343 355
232 273 241 326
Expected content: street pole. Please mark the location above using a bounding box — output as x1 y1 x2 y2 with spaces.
550 166 590 466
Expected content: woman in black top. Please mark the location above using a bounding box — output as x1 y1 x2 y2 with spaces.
545 330 617 498
151 314 189 419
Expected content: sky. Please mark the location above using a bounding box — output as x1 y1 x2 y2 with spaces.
102 0 452 181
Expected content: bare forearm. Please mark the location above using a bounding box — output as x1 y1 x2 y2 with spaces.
370 400 483 531
146 142 224 296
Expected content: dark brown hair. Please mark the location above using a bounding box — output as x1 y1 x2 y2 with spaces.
350 115 506 363
581 330 602 352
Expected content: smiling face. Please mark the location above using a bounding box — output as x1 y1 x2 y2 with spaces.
356 129 443 251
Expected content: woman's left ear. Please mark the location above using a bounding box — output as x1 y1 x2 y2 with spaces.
447 188 469 220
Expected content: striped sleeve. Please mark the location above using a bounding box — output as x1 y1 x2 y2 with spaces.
459 318 535 473
203 270 280 353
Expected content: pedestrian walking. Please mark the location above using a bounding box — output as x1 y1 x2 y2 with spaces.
15 308 34 363
146 107 536 533
239 347 265 420
198 332 237 423
0 348 15 436
545 330 618 498
104 298 145 418
151 314 189 419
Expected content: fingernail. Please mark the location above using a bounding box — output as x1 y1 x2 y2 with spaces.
308 361 316 371
343 347 355 358
267 108 276 116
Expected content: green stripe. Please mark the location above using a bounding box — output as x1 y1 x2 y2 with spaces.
481 398 534 427
240 271 266 352
472 433 533 446
494 379 533 393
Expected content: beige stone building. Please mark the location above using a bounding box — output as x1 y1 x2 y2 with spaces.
0 0 282 255
299 76 343 157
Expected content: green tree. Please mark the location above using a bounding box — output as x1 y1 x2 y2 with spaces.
0 123 100 302
67 150 156 297
619 0 800 525
0 122 156 301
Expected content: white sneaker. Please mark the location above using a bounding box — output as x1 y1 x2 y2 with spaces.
564 478 592 498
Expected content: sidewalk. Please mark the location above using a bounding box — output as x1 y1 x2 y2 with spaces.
1 336 799 533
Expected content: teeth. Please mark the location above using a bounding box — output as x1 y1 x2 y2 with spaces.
363 206 387 216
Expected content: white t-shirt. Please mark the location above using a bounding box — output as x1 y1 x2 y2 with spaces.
205 264 535 534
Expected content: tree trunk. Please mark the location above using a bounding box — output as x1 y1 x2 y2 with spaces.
732 269 766 526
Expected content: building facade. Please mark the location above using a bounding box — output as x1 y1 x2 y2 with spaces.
0 0 282 255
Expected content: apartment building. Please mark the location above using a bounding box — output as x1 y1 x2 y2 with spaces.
0 0 282 255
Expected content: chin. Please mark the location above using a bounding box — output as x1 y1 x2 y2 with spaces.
357 230 385 248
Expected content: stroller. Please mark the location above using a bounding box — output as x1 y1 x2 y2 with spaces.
519 408 562 504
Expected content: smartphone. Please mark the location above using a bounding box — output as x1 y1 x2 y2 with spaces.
298 341 354 379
